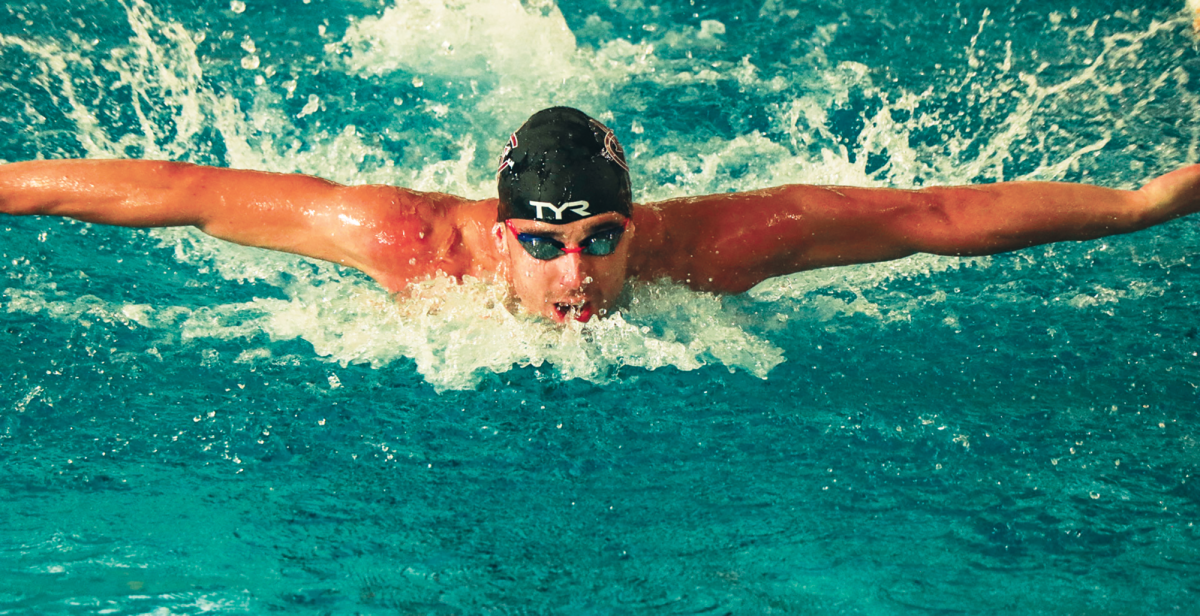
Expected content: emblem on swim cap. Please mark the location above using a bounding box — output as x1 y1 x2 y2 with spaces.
497 107 632 224
590 119 629 173
529 200 591 220
497 132 517 174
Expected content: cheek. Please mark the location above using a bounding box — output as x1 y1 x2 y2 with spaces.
601 250 632 283
508 260 555 300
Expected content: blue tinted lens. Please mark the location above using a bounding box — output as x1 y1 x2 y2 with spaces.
581 229 624 256
516 234 566 260
515 227 624 260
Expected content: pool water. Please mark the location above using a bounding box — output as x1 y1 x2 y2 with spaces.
2 0 1199 613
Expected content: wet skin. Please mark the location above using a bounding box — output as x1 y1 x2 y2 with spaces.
3 160 1200 325
491 212 633 323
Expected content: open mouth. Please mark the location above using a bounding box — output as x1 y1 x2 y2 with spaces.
552 301 594 323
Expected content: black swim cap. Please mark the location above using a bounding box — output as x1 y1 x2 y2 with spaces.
497 107 631 224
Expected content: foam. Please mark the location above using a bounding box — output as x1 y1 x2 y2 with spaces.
3 0 1196 389
5 265 782 391
339 0 578 84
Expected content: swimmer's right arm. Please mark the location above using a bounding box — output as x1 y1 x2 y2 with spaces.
0 159 438 279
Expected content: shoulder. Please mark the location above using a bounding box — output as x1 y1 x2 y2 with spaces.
627 187 813 279
337 187 499 291
627 185 866 292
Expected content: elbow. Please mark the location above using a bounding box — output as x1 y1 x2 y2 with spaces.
898 191 1001 256
890 192 958 254
153 162 210 227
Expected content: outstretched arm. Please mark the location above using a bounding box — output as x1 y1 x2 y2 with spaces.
0 159 462 286
635 164 1200 294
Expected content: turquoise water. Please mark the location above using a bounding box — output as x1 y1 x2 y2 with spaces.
2 0 1199 613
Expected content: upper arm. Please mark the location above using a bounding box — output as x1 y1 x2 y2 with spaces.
184 165 399 273
160 164 476 284
636 185 929 293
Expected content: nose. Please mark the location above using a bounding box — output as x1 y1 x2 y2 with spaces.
555 252 591 289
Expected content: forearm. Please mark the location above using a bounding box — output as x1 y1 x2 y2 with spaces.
0 159 204 227
908 181 1152 256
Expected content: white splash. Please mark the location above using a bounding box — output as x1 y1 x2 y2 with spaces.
339 0 577 84
4 251 783 391
3 0 1195 389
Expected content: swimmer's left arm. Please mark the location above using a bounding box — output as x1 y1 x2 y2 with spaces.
644 164 1200 293
825 165 1200 264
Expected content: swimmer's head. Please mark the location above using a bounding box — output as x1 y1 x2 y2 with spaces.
492 107 635 324
496 106 632 223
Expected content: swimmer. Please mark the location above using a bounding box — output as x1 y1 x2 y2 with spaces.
2 106 1199 323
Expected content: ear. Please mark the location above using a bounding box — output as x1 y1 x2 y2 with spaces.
491 222 507 254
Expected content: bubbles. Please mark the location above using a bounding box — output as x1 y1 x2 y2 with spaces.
296 94 320 118
5 259 780 391
339 0 577 84
229 0 246 14
2 0 1197 390
698 20 725 39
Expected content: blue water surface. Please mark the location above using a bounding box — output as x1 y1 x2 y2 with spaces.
2 0 1200 613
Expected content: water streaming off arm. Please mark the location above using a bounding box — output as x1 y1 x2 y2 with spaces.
2 1 1200 613
1 0 1196 390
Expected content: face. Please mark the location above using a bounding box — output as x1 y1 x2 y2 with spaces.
492 212 634 324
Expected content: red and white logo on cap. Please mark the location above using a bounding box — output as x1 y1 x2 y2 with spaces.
590 119 628 172
497 132 518 174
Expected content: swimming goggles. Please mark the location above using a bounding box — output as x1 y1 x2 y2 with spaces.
505 219 628 261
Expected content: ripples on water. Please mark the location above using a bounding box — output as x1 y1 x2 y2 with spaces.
1 0 1199 613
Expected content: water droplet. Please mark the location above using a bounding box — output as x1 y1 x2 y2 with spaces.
230 0 246 13
240 55 260 70
297 94 320 118
240 37 256 53
412 76 424 87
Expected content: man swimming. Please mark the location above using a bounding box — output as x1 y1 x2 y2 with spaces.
2 106 1199 323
